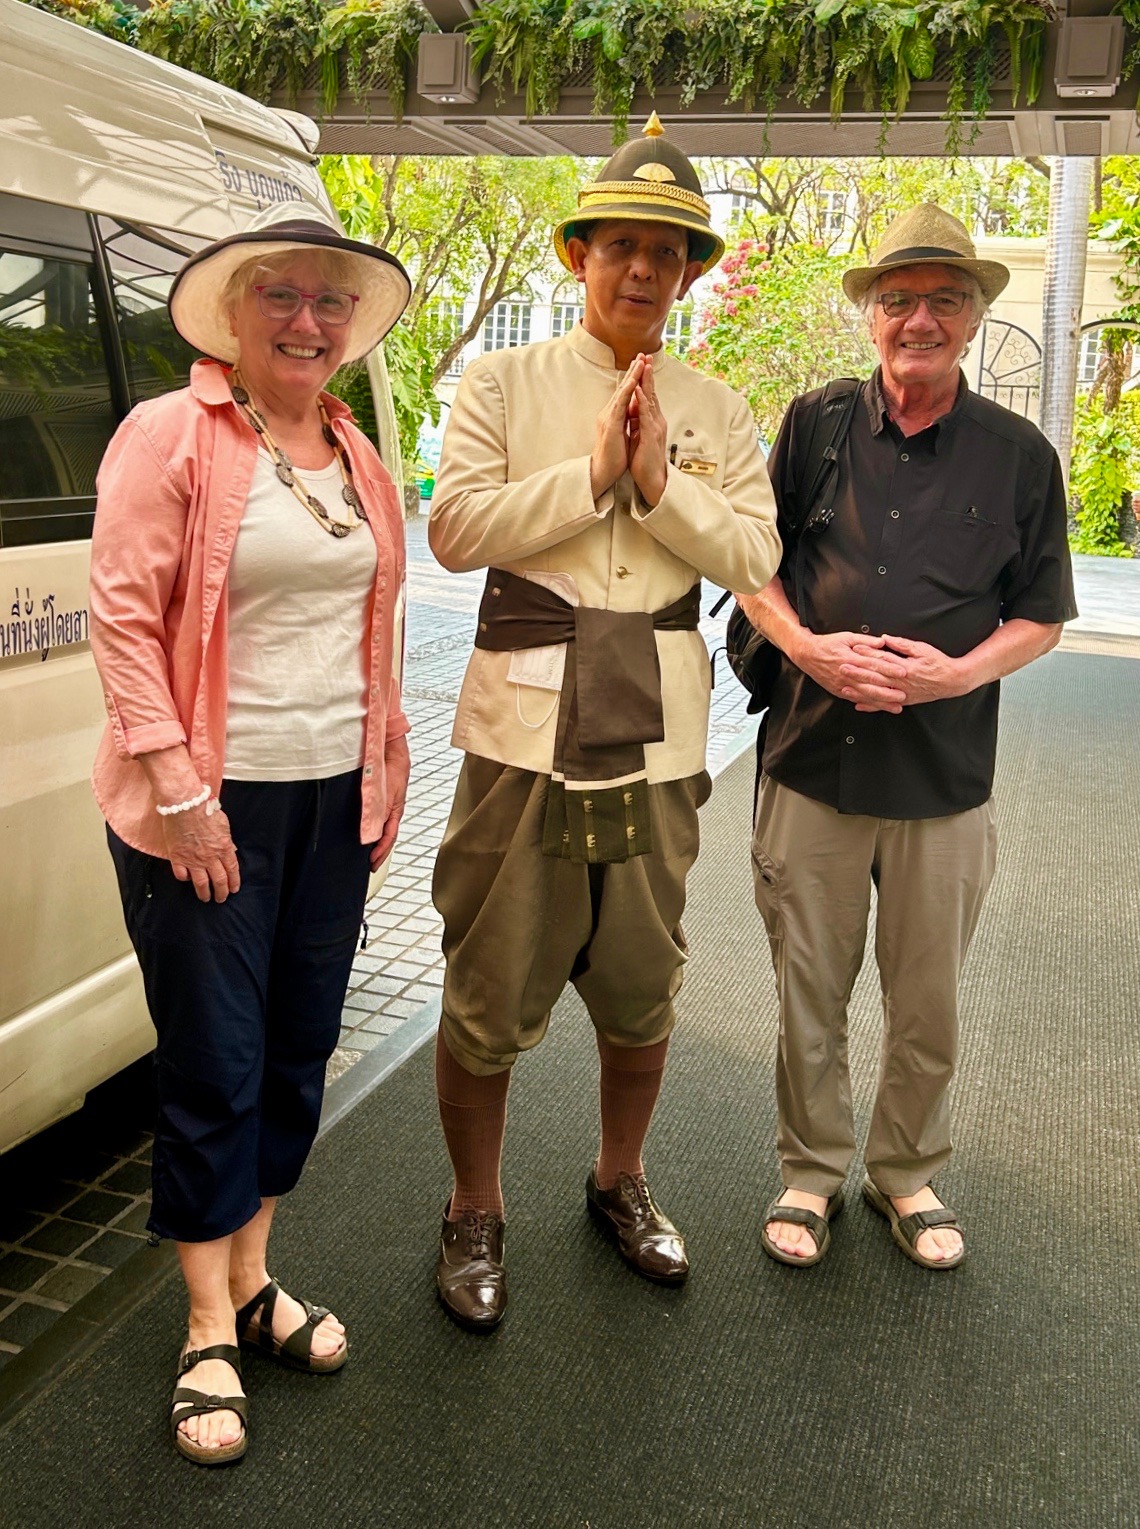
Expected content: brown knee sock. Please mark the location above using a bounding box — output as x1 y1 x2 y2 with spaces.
595 1035 670 1190
435 1026 510 1218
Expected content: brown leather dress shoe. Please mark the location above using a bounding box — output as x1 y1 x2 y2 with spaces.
586 1169 689 1285
436 1201 507 1332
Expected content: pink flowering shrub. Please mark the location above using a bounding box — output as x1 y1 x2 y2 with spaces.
686 239 874 441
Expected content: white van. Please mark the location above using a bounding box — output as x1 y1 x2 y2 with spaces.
0 0 402 1153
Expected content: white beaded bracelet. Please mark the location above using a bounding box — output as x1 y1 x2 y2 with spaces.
155 784 211 817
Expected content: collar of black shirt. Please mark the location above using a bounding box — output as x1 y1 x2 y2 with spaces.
866 366 969 454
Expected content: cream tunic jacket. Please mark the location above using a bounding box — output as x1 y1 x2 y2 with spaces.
430 324 781 783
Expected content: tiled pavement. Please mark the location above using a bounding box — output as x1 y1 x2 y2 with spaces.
0 1066 156 1371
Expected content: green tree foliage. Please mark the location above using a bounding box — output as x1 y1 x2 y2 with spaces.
1067 158 1140 556
686 240 875 443
320 153 582 466
704 155 1049 256
1070 395 1138 558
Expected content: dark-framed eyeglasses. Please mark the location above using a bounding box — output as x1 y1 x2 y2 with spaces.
253 284 359 325
876 289 971 319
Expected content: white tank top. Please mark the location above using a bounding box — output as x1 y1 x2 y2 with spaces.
223 449 379 781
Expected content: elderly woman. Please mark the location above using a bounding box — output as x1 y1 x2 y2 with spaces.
89 204 412 1465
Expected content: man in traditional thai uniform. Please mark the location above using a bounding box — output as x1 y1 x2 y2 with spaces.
428 116 781 1330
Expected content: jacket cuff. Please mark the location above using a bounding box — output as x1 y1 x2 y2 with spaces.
119 717 187 760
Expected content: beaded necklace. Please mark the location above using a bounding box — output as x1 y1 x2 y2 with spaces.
231 371 366 539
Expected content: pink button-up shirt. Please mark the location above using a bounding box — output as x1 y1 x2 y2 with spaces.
90 359 410 857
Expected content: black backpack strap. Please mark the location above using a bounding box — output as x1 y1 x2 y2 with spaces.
794 377 861 536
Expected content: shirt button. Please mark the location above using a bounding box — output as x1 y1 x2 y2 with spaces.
379 576 387 589
846 735 855 745
478 622 487 632
616 566 631 579
626 825 636 840
890 509 900 519
373 629 382 641
492 586 502 597
878 566 887 575
363 765 373 778
900 452 909 462
860 624 870 634
371 682 379 694
586 833 596 849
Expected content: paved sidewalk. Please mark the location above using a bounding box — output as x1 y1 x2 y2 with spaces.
333 527 1140 1072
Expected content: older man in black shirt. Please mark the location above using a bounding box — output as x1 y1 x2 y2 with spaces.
739 205 1076 1271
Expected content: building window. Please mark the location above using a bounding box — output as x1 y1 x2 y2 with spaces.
425 296 464 344
550 298 584 339
1077 330 1102 387
819 190 846 237
482 302 531 351
664 308 692 355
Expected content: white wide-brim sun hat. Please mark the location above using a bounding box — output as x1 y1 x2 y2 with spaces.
168 202 411 365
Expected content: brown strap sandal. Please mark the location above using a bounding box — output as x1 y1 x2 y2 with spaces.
862 1178 965 1270
170 1343 248 1466
761 1189 844 1268
235 1277 348 1373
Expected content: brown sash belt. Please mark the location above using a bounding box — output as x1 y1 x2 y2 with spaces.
474 569 702 862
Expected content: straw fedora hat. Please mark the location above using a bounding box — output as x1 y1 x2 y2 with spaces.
168 201 411 365
553 113 724 276
842 204 1009 305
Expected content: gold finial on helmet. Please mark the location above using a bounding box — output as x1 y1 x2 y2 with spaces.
643 111 664 138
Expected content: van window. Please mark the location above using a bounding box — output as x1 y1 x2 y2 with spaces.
0 246 116 547
98 220 201 404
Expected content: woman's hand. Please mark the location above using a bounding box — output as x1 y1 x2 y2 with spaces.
136 744 240 902
370 734 410 871
163 803 241 903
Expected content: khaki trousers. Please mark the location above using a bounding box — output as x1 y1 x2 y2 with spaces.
751 776 997 1197
433 755 710 1076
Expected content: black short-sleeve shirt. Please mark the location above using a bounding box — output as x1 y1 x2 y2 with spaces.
762 370 1078 818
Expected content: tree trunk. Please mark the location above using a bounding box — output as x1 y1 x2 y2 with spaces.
1039 158 1093 484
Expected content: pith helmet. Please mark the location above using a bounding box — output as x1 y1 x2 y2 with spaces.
842 203 1010 305
553 114 724 275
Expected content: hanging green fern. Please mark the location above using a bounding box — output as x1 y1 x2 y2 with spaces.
467 0 571 119
23 0 1070 152
319 0 433 120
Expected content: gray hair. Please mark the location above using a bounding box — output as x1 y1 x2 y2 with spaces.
858 266 989 323
221 246 358 320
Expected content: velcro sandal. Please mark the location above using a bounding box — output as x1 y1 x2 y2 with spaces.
170 1344 248 1466
235 1276 348 1373
761 1188 844 1267
862 1178 965 1270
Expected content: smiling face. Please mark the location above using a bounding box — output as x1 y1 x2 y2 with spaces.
869 263 981 399
228 251 354 405
566 219 704 362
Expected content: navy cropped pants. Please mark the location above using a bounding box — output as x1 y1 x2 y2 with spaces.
108 770 374 1243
